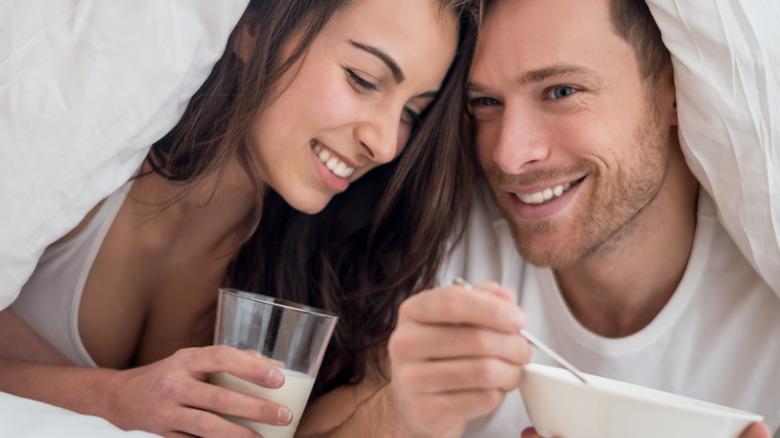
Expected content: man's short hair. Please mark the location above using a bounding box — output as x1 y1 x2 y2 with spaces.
610 0 671 83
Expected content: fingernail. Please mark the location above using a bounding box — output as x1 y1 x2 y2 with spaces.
278 406 292 424
269 368 284 386
511 312 526 329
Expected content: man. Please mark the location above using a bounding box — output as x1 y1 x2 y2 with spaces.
297 0 780 437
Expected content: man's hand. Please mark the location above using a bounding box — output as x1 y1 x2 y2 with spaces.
387 281 531 438
520 421 771 438
740 422 772 438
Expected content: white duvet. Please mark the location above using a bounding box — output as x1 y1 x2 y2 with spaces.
0 0 777 435
647 0 780 298
0 0 248 308
0 391 158 437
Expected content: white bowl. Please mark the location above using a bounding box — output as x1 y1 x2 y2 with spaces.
519 363 762 438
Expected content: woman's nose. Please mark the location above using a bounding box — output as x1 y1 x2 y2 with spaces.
356 106 403 165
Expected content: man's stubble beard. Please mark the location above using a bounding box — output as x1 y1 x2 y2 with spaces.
493 95 670 269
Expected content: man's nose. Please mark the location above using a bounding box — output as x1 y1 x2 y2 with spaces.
492 104 550 174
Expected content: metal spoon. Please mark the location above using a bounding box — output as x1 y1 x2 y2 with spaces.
453 277 589 385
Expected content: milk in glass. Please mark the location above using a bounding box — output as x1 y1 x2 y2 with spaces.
211 368 316 438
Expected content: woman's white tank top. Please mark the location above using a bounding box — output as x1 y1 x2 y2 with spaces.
11 184 130 367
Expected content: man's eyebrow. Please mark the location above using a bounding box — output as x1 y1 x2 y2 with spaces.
350 40 405 83
466 82 491 95
467 65 603 97
520 65 598 85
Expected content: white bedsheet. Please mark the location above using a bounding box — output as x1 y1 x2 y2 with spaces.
0 0 249 309
0 391 160 437
0 2 247 433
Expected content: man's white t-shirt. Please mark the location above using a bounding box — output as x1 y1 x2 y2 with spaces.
438 190 780 436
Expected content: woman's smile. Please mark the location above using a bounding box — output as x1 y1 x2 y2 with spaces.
310 140 355 192
242 0 458 214
312 140 356 179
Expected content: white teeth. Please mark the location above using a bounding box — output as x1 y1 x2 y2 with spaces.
515 182 573 205
319 149 330 162
312 142 355 179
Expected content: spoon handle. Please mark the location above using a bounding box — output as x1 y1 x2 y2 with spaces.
453 277 588 385
518 328 588 384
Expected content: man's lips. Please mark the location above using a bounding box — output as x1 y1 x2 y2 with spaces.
505 176 586 206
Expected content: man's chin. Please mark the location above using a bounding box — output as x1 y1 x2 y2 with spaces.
518 248 579 269
511 230 586 269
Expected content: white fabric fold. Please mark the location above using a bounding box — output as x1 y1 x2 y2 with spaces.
0 0 249 308
647 0 780 296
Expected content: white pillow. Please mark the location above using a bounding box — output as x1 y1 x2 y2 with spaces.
647 0 780 296
0 391 160 438
0 0 249 308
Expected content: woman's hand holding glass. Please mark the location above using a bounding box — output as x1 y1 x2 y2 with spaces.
106 346 289 438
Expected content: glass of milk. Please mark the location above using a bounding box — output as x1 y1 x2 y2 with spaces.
210 288 338 438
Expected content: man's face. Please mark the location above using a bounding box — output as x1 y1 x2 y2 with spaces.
468 0 677 268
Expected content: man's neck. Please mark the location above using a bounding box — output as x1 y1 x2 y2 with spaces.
554 155 699 338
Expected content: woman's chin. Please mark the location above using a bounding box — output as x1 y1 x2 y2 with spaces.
283 194 332 215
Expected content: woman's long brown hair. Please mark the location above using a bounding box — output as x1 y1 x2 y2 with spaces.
148 0 481 398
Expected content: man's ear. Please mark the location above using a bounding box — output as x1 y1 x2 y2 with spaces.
661 62 678 126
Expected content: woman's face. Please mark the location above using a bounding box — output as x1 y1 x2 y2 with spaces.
244 0 459 214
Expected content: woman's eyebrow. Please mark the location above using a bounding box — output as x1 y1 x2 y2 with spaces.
350 40 405 83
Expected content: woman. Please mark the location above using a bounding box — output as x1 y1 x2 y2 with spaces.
0 0 479 437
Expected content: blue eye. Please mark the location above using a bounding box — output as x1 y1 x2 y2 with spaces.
470 97 501 107
551 86 577 99
466 96 503 121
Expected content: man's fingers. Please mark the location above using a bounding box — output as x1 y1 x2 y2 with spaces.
520 428 541 438
398 285 525 333
396 357 523 393
521 428 561 438
740 421 771 438
389 322 530 363
471 280 517 302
